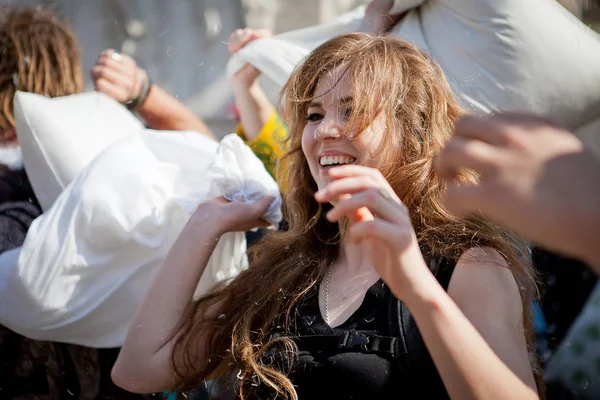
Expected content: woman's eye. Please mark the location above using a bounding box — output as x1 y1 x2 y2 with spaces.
305 113 323 122
342 107 353 120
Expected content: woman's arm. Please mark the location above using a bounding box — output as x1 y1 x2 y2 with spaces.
111 197 273 393
402 248 538 400
136 82 215 138
232 77 274 141
228 29 275 141
92 49 215 140
111 211 223 393
316 165 538 400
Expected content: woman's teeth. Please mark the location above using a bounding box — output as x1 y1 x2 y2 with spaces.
319 155 356 166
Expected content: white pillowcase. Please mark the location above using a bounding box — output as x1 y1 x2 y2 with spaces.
13 91 144 211
207 134 282 226
0 131 281 348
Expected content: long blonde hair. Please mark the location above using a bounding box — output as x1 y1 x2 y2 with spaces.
0 6 83 142
172 33 540 399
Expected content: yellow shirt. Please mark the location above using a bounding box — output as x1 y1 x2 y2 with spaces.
236 108 289 180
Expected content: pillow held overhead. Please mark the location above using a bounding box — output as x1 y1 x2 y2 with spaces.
13 91 144 211
228 0 600 142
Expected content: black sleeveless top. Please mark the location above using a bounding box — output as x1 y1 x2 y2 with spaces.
288 256 456 400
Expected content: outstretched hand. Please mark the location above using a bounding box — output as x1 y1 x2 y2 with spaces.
436 113 600 267
315 165 431 299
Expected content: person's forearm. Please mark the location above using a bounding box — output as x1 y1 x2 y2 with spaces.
233 81 274 141
113 220 222 385
137 84 216 140
401 275 538 400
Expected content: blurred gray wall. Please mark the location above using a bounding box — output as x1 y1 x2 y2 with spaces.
0 0 365 135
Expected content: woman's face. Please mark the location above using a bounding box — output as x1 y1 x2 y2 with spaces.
301 66 387 191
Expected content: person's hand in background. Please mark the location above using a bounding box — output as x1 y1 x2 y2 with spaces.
228 28 272 88
91 49 149 107
436 113 600 268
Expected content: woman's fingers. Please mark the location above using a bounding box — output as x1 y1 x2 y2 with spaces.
252 195 276 215
204 196 276 232
315 176 381 203
326 189 407 224
316 165 400 203
91 65 134 90
249 29 272 40
315 166 408 231
242 196 276 229
96 50 137 72
92 49 138 104
349 219 411 249
95 78 129 102
228 29 253 54
327 164 387 182
315 165 405 225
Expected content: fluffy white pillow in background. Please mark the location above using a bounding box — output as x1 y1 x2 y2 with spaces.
13 91 144 211
228 0 600 157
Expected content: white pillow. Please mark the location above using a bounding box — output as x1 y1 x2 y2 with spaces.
0 131 281 348
13 91 144 211
227 0 600 148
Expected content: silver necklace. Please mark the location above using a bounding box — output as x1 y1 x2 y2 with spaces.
324 263 333 325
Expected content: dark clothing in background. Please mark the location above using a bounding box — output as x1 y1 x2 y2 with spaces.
0 167 155 399
533 248 597 351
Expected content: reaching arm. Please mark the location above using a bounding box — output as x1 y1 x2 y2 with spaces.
402 248 538 400
92 49 215 140
136 82 215 139
436 113 600 270
111 197 273 393
228 29 276 141
232 76 274 141
111 212 222 393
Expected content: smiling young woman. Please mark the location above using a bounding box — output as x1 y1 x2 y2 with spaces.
112 33 542 400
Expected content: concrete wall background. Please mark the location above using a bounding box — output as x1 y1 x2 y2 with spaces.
2 0 596 135
1 0 365 135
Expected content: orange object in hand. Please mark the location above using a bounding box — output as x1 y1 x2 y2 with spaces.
336 193 374 223
353 206 374 223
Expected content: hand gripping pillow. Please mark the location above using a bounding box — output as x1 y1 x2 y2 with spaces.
13 91 144 211
0 131 281 348
228 0 600 153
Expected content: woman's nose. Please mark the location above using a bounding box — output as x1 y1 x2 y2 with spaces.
314 118 343 141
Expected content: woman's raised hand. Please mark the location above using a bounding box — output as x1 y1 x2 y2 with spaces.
228 28 272 87
91 49 145 104
315 165 430 299
191 196 274 235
